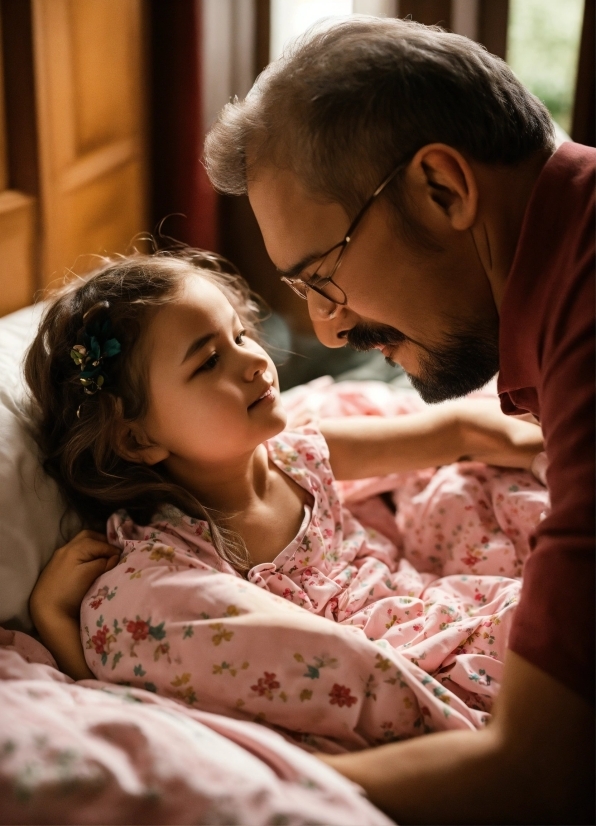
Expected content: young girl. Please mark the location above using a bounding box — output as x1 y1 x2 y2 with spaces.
28 250 546 748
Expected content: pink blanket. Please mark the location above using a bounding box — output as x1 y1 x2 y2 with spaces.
80 382 548 752
0 628 391 825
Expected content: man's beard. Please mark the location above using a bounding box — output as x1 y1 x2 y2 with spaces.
347 320 499 404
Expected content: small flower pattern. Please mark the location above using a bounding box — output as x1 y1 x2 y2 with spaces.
80 386 549 750
329 684 358 708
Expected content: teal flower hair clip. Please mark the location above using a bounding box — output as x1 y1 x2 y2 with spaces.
70 308 121 395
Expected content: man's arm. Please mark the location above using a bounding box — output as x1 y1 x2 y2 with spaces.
321 398 543 480
320 650 595 824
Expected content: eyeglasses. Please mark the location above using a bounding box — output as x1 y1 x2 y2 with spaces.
280 159 407 306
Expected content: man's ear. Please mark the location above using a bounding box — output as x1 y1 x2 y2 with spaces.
409 143 479 231
113 420 169 466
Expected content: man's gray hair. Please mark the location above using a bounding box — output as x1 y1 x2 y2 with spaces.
204 16 554 222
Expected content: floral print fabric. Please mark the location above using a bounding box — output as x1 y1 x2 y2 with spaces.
81 386 548 752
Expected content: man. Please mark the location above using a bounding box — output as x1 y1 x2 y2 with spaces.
204 16 595 824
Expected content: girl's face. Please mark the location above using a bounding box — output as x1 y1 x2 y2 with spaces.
139 275 287 469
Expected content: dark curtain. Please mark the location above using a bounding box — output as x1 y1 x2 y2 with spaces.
571 0 595 147
150 0 219 251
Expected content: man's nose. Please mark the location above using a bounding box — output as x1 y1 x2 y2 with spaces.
307 293 361 348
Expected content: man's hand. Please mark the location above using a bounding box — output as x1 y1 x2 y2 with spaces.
29 530 120 680
455 399 544 471
318 650 594 824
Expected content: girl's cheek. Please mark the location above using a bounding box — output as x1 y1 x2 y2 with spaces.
265 354 280 384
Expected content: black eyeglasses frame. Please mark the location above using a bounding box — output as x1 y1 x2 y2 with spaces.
280 159 407 306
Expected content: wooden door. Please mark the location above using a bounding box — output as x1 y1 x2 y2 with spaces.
32 0 148 287
0 1 37 316
0 0 148 316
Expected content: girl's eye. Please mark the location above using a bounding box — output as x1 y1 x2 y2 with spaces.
195 353 219 373
193 331 246 375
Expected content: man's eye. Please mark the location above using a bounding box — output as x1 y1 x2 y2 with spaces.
195 353 219 373
235 330 246 345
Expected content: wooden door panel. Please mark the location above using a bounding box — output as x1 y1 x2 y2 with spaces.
62 160 145 276
0 190 36 315
32 0 148 285
68 0 141 154
0 27 7 195
0 3 37 316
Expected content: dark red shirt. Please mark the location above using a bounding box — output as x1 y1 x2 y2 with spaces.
498 142 595 706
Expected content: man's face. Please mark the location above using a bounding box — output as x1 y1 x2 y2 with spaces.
248 164 500 403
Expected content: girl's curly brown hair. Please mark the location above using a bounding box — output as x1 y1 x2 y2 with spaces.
24 249 264 573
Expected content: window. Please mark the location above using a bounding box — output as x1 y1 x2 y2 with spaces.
507 0 584 133
270 0 396 61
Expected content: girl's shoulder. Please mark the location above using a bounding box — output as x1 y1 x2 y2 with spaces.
266 425 330 468
265 427 338 499
105 508 231 572
107 506 205 541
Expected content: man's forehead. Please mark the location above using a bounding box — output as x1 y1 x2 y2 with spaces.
247 165 349 271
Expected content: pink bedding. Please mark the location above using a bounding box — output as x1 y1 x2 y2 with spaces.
0 628 391 825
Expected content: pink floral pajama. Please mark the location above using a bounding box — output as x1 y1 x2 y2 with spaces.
81 405 548 752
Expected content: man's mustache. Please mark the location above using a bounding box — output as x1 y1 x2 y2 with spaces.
346 323 408 352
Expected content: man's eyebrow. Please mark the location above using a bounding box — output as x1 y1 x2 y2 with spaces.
277 250 326 279
181 332 216 365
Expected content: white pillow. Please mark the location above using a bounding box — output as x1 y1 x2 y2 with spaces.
0 305 80 630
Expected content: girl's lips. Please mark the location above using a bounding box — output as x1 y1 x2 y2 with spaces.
248 385 276 409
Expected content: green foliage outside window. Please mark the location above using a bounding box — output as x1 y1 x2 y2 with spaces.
507 0 584 133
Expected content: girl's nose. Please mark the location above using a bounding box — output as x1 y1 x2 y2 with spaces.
241 346 269 381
